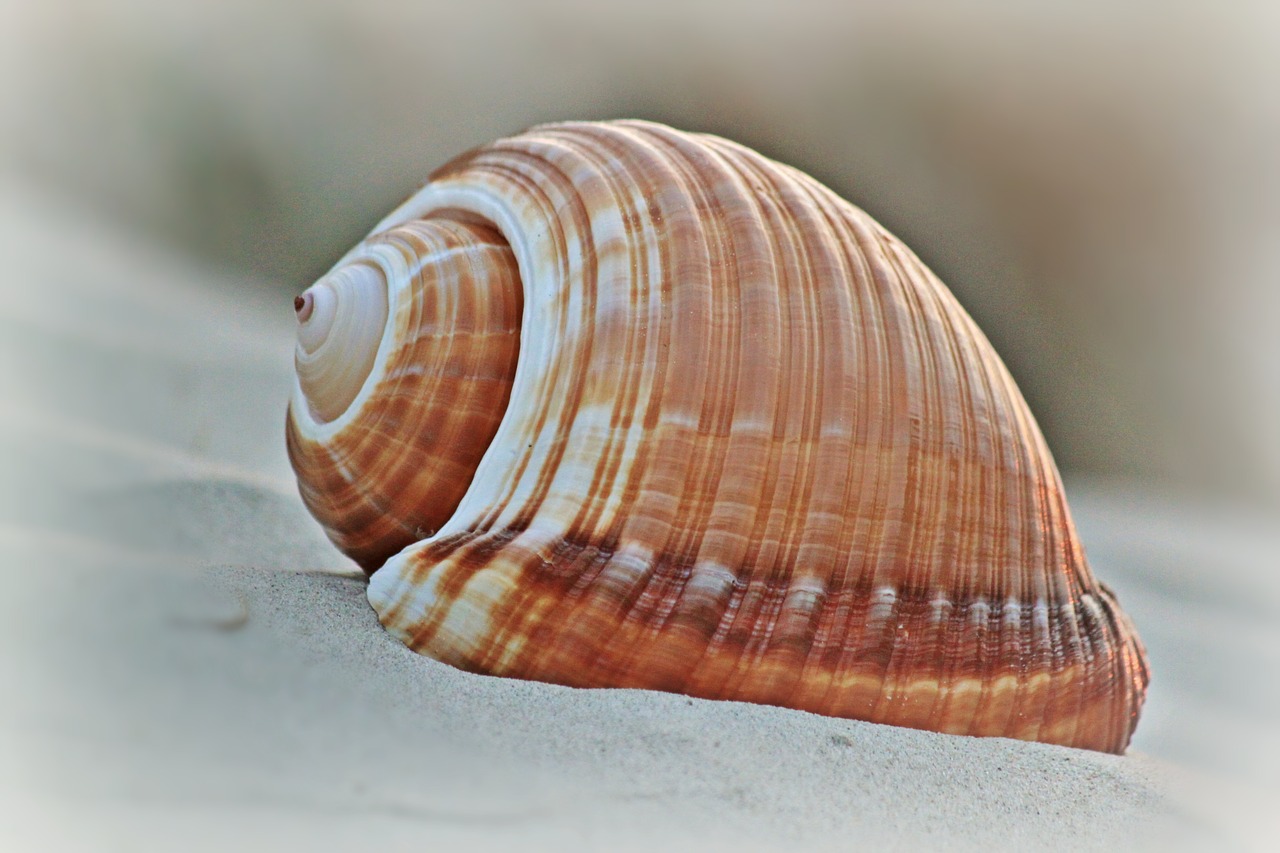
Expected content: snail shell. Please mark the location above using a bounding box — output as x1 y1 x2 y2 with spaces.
286 120 1149 753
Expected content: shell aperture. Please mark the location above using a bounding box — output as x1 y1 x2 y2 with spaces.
286 120 1149 754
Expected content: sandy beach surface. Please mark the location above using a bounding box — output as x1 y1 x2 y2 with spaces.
3 185 1276 850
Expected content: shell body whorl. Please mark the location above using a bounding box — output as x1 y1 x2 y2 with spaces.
286 120 1149 753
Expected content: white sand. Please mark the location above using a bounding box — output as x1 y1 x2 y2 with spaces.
2 185 1274 850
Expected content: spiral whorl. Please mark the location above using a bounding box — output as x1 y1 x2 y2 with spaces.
287 217 522 571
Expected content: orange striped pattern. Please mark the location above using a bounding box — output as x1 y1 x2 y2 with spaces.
287 219 521 570
292 121 1149 753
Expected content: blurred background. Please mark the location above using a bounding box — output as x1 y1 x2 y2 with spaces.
2 0 1278 840
4 0 1278 508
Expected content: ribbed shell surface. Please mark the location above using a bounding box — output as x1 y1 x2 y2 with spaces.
287 219 521 570
290 120 1149 753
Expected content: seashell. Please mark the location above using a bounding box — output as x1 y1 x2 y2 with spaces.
286 120 1149 753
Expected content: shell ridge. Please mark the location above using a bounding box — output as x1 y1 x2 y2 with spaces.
428 150 594 538
687 138 797 691
618 128 765 691
982 341 1089 742
484 140 602 536
791 176 887 716
798 190 887 718
367 157 592 644
384 176 553 537
829 207 913 702
661 129 796 699
1070 591 1109 748
926 259 1053 736
576 125 750 690
887 228 1003 731
494 126 691 681
534 136 719 689
471 125 720 686
541 127 660 546
755 149 845 704
706 138 839 705
956 288 1039 738
868 233 951 728
789 175 880 713
588 128 752 688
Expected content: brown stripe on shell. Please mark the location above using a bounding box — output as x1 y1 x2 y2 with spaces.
290 120 1149 753
286 218 521 571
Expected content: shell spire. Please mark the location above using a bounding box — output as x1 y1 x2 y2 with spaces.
287 217 521 570
286 120 1149 753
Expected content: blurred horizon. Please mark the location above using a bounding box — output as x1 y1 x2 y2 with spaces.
4 0 1279 510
